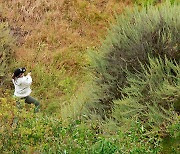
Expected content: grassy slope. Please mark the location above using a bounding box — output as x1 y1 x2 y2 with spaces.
0 0 132 117
0 1 179 153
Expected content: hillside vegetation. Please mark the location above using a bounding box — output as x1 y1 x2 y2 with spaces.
0 0 180 153
0 0 132 115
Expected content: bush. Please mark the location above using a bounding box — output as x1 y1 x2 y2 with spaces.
89 2 180 110
111 57 179 153
113 56 179 134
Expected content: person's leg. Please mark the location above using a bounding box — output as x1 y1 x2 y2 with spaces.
25 96 40 113
12 96 23 126
16 100 21 109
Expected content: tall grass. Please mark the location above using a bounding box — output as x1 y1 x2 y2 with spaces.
133 0 179 5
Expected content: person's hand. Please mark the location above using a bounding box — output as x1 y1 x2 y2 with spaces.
27 72 31 76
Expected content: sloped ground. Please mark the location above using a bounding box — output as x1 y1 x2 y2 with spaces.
0 0 132 116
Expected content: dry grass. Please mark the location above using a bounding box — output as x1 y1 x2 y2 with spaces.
0 0 132 65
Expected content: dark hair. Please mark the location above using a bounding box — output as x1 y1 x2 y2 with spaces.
12 67 26 79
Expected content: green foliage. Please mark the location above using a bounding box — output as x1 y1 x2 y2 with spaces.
133 0 179 6
133 0 159 6
60 76 102 120
161 116 180 153
111 56 179 153
113 57 179 126
168 117 180 139
26 63 80 116
92 138 119 154
112 57 180 153
118 120 162 153
89 2 180 110
0 89 162 153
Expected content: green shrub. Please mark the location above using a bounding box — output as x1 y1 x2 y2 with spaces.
133 0 159 5
113 56 179 130
89 2 180 111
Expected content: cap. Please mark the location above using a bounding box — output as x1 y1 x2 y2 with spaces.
13 67 26 77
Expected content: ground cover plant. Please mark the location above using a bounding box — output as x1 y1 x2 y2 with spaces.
0 89 165 153
0 89 179 153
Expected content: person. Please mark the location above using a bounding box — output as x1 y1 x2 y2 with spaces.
12 67 40 113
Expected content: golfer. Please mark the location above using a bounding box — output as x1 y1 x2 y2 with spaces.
12 67 40 112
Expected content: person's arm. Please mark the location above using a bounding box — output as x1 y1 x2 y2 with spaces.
21 73 32 86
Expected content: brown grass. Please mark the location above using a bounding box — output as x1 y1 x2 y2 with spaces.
1 0 132 65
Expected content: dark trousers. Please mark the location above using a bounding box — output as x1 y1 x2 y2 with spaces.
16 96 40 112
24 96 40 107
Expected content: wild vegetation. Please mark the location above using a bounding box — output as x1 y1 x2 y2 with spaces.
0 22 14 80
0 0 132 116
0 0 179 153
